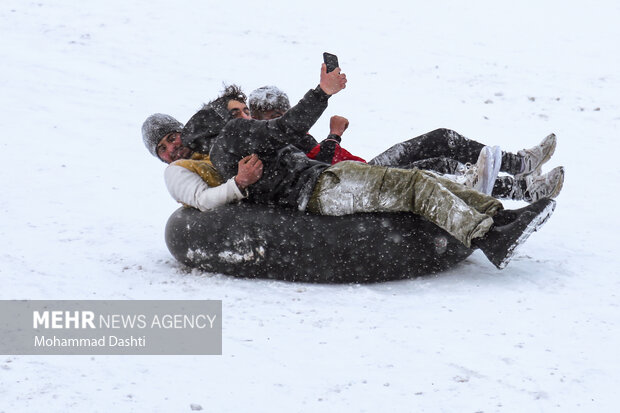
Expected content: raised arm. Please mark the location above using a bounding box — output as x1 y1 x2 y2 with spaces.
210 63 347 178
269 64 348 137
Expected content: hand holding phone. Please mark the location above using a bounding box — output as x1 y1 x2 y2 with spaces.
323 52 339 73
320 52 347 95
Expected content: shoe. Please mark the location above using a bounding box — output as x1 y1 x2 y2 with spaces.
511 166 565 203
517 133 557 176
492 204 532 227
473 198 556 269
491 196 557 226
454 146 498 195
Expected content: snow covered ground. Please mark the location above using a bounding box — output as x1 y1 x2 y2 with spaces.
1 0 619 411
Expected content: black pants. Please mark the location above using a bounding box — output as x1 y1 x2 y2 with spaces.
368 128 523 175
368 128 521 199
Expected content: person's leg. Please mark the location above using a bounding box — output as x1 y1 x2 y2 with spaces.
368 128 524 174
376 153 504 198
306 161 502 247
492 166 565 202
404 148 500 196
368 128 484 167
402 157 462 174
422 170 502 215
492 176 515 199
371 147 563 202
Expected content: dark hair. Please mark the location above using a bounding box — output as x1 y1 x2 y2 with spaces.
221 84 247 103
206 84 246 108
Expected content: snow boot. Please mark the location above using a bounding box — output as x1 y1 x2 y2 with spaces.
491 203 538 227
511 166 565 203
454 146 499 195
517 133 557 177
473 198 556 269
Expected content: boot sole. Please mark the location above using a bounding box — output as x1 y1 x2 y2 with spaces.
496 199 556 269
539 133 557 168
548 167 564 199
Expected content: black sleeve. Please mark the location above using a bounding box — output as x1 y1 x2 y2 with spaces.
313 134 342 164
296 133 319 153
265 86 330 140
180 107 227 154
211 86 331 179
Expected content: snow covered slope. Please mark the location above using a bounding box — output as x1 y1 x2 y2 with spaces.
1 0 619 411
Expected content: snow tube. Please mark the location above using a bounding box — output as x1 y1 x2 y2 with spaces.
165 204 473 283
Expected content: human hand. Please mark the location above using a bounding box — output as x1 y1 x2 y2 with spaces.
329 115 349 136
235 154 263 189
319 63 347 95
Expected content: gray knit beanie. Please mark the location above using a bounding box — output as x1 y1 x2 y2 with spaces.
141 113 184 158
248 86 291 115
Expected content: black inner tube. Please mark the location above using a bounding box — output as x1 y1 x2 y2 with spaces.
165 204 473 283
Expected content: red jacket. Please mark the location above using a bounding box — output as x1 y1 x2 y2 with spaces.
305 135 366 165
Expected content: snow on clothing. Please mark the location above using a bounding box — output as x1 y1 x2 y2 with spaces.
180 106 230 155
376 153 521 200
309 128 522 198
307 161 500 246
165 153 246 212
209 86 503 247
369 128 524 175
325 127 525 200
210 86 332 210
164 133 514 220
163 145 360 213
306 134 367 164
165 96 363 212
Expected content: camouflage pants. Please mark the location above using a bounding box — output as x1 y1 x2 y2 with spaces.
307 161 503 247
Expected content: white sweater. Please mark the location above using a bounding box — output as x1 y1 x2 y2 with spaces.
164 165 246 212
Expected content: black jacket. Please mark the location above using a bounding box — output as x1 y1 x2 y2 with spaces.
181 106 229 154
210 86 331 210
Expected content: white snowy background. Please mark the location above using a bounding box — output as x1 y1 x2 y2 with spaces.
1 0 619 411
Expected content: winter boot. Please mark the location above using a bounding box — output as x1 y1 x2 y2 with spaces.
517 133 557 176
454 146 498 195
472 198 556 269
491 203 536 227
511 166 565 203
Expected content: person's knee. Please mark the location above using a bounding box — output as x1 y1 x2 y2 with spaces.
429 128 456 137
428 128 465 150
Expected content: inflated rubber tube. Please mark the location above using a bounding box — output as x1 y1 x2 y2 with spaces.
165 204 473 283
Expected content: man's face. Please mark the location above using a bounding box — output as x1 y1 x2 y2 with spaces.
252 109 285 120
227 100 251 120
156 132 192 164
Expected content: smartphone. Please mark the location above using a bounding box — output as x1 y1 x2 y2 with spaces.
323 52 339 73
